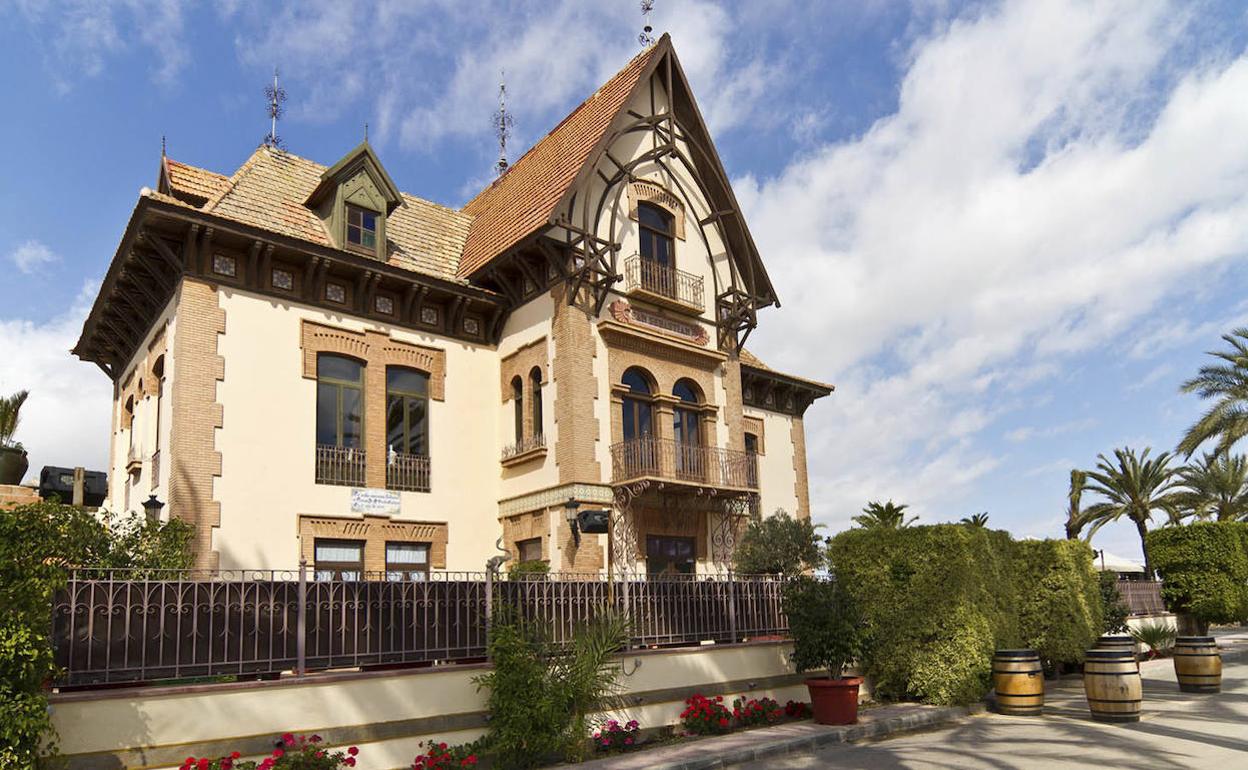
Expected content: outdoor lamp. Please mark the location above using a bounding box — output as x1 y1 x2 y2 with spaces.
142 494 164 522
565 497 581 547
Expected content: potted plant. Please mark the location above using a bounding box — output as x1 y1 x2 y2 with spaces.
0 390 29 485
783 575 867 725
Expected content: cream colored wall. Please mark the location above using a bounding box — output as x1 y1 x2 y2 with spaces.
50 642 807 770
497 292 559 500
105 296 178 516
213 288 500 571
745 406 801 519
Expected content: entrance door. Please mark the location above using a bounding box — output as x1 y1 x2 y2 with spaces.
646 535 696 575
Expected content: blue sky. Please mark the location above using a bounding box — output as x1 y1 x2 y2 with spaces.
3 0 1248 561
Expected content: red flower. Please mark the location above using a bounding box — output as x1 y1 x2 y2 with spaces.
718 718 729 728
311 734 322 743
282 733 295 745
348 746 360 756
198 759 210 770
272 749 284 759
230 752 241 760
345 759 357 768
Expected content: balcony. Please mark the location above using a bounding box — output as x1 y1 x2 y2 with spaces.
150 450 160 490
623 255 704 313
501 433 546 466
315 444 366 487
386 451 431 492
610 437 759 490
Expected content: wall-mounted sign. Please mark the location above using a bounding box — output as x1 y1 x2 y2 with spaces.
351 488 401 516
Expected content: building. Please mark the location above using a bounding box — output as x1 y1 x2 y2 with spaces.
72 35 832 576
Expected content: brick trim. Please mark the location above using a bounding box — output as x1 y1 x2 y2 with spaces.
626 179 687 240
791 416 810 519
168 278 225 569
299 320 446 401
743 415 765 455
551 286 601 483
299 513 449 570
500 337 549 445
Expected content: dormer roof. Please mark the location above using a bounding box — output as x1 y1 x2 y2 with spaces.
304 140 404 215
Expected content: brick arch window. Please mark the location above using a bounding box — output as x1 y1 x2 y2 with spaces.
511 376 524 443
529 367 543 438
621 367 655 442
315 354 366 486
638 202 674 268
387 367 429 457
673 378 704 478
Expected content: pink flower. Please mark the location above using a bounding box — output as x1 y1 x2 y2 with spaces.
625 737 634 745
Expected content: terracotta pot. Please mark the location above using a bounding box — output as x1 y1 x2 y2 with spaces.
0 445 28 485
806 676 862 725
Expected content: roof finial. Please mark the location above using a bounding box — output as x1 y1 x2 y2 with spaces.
494 69 514 177
263 67 287 149
364 122 369 142
639 0 655 48
161 134 167 158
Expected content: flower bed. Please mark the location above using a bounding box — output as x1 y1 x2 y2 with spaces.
593 719 641 753
180 734 358 770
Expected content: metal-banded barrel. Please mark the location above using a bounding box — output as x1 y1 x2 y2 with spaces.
1084 649 1142 723
1173 636 1221 693
1096 635 1136 655
992 649 1044 715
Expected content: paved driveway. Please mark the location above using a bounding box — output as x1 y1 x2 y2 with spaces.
745 645 1248 769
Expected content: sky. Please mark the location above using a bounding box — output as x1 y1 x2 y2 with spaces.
3 0 1248 562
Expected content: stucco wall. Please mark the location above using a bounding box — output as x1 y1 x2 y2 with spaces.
212 288 501 571
745 406 801 518
50 642 809 770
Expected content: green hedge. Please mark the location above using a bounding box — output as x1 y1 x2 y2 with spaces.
1012 539 1103 667
1147 521 1248 632
828 525 1019 705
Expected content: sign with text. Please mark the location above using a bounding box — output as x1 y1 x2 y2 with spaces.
350 488 401 516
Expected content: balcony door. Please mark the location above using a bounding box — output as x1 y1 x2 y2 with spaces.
646 535 695 575
672 380 703 480
621 368 657 473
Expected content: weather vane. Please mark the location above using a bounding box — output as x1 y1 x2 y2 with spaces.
639 0 655 48
263 68 287 149
494 70 514 176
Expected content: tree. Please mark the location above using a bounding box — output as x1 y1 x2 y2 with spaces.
1178 328 1248 457
733 510 823 575
0 389 28 449
853 500 916 529
1081 448 1183 578
1174 452 1248 522
960 512 989 527
1065 469 1088 540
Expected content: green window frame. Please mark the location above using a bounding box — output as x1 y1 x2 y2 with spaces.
346 205 379 252
316 354 365 448
386 366 430 457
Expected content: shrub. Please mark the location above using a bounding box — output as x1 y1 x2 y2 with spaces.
591 720 640 753
732 696 782 727
1098 572 1130 634
680 694 732 734
507 559 550 578
1147 521 1248 634
827 525 1019 705
180 734 358 769
1130 621 1177 659
1012 539 1103 668
784 700 811 719
733 511 823 575
783 576 865 679
411 740 481 769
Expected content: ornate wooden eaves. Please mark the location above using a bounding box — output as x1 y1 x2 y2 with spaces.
740 364 834 417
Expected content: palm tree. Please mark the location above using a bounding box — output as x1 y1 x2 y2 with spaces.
1082 447 1183 577
1065 469 1087 540
1178 328 1248 457
1175 452 1248 522
0 389 29 448
853 500 916 529
960 512 989 527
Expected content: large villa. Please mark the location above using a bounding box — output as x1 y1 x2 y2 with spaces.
71 34 832 577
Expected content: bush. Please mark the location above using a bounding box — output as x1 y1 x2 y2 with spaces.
783 700 810 719
507 559 550 578
733 511 823 575
783 576 865 678
180 734 358 769
0 501 192 766
679 694 732 734
1130 621 1177 659
591 720 640 753
411 740 481 769
1098 572 1130 634
731 696 782 727
827 525 1019 705
1012 539 1103 668
1147 521 1248 634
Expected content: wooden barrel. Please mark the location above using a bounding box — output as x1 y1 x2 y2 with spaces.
992 649 1044 715
1096 635 1136 655
1084 649 1142 723
1173 636 1221 693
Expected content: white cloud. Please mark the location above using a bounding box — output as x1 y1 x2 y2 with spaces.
9 240 59 274
1005 417 1097 443
737 0 1248 533
0 282 111 484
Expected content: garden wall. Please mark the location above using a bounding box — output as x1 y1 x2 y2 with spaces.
50 641 818 770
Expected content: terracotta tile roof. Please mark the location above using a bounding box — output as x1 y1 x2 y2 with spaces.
740 348 835 393
162 147 471 282
457 41 662 279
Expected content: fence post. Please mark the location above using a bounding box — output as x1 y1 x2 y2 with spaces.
728 572 738 644
296 558 307 677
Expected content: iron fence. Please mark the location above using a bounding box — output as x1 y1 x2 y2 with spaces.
611 437 759 489
51 569 789 688
1116 579 1166 616
386 451 431 492
623 255 704 311
315 445 366 486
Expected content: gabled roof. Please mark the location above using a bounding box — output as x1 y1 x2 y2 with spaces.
458 41 664 277
160 147 471 282
304 140 404 215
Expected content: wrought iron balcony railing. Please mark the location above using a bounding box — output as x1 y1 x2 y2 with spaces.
315 444 366 487
611 437 759 490
623 255 704 312
150 450 160 490
387 451 431 492
502 433 546 461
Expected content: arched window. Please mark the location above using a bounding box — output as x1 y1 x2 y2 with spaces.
316 354 364 449
511 376 524 443
152 356 165 458
621 368 654 442
387 367 429 456
638 202 674 268
672 379 703 478
124 395 135 453
530 367 543 438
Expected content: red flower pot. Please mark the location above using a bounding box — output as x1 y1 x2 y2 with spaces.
805 676 862 725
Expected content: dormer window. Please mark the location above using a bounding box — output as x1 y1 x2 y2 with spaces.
346 205 378 252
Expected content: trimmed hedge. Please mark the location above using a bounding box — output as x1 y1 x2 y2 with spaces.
1012 539 1103 667
828 525 1019 705
1147 521 1248 633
